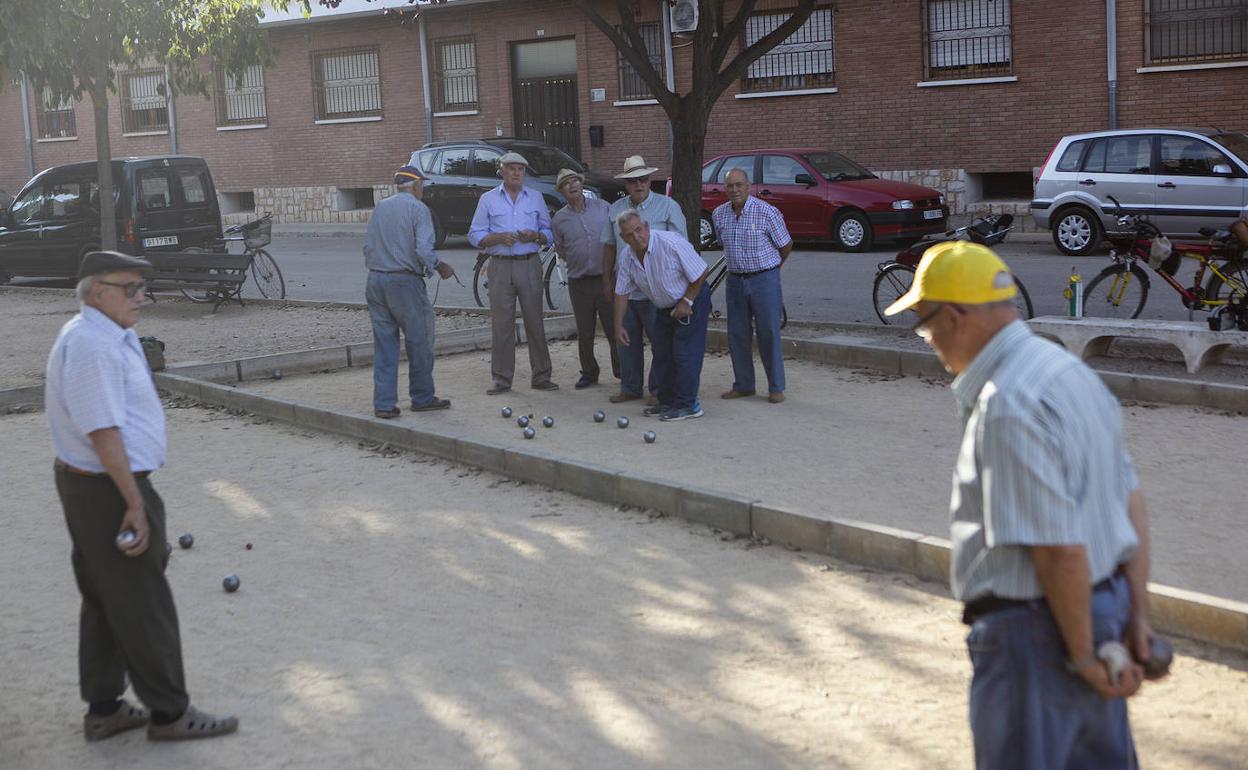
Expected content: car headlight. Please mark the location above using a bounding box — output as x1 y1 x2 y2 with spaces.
939 194 945 205
892 199 914 210
582 189 597 200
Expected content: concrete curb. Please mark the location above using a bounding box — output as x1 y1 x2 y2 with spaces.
0 383 43 410
151 374 1248 654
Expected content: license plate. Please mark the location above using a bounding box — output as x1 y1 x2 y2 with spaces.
923 209 943 220
142 235 178 248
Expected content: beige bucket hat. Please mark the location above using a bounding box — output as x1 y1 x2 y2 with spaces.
615 155 659 179
555 168 585 190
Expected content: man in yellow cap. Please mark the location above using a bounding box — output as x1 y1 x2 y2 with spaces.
886 241 1165 769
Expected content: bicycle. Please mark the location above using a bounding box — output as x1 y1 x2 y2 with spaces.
1081 196 1247 329
704 255 789 329
872 214 1034 324
181 213 285 303
472 241 566 311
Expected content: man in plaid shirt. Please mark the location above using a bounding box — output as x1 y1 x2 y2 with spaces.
712 168 793 403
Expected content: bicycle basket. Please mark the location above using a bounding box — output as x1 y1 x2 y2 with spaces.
243 219 272 250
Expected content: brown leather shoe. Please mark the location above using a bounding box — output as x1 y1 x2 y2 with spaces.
645 394 659 405
84 700 149 742
768 392 785 403
532 381 560 391
373 407 401 419
486 385 511 395
609 392 642 404
721 389 755 399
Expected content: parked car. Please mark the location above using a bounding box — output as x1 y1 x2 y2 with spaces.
1032 128 1248 256
408 138 626 248
692 149 947 252
0 156 222 282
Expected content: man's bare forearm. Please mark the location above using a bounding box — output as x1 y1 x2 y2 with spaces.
1032 544 1095 661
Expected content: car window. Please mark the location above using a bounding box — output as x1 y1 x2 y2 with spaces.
1082 139 1107 173
802 152 875 181
701 160 720 184
471 149 502 177
139 171 173 211
45 179 85 220
176 169 208 205
1056 140 1087 172
437 148 471 177
1158 136 1231 177
716 156 754 184
762 155 809 185
497 144 583 176
1212 133 1248 166
1103 136 1152 174
416 149 438 174
9 182 48 223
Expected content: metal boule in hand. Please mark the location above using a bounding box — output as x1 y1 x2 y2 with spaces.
115 529 137 551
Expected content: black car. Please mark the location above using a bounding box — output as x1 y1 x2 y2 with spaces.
408 138 626 248
0 156 222 281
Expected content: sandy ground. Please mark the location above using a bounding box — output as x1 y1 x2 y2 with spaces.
1 406 1245 770
236 340 1247 603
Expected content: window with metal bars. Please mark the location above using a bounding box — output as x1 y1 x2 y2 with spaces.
1146 0 1248 64
312 47 382 120
922 0 1013 81
433 36 478 111
741 7 835 93
617 23 664 100
215 64 267 126
120 69 169 133
36 86 76 139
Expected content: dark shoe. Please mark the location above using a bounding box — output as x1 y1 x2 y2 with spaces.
532 381 560 391
645 394 660 406
374 408 401 419
642 403 672 418
768 392 786 404
147 705 239 741
721 389 755 399
411 397 451 412
574 375 598 390
609 392 642 404
84 700 149 742
486 385 511 395
659 402 704 422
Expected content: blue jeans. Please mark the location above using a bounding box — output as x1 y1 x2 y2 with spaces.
619 298 661 397
651 286 710 410
967 574 1136 770
366 271 436 411
726 268 785 394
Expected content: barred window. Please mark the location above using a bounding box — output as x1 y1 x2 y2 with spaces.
37 86 76 139
617 23 664 100
1146 0 1248 64
312 47 382 121
742 8 835 94
121 69 169 133
434 36 478 111
923 0 1013 81
215 64 267 126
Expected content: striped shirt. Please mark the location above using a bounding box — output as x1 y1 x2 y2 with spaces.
468 184 553 257
712 195 792 273
602 192 687 301
363 191 439 275
949 320 1139 602
45 306 166 473
615 229 708 309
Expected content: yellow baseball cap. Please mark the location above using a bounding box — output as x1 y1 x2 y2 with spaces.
884 240 1018 316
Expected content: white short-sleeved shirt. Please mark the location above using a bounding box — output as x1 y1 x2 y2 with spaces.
45 306 166 472
614 229 708 309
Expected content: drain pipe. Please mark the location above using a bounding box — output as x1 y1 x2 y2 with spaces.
19 72 35 179
165 63 179 154
1107 0 1118 129
418 12 434 144
661 2 676 167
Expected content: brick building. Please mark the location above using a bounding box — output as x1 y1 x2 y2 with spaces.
1 0 1245 228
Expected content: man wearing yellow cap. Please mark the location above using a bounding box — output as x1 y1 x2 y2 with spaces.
886 241 1165 769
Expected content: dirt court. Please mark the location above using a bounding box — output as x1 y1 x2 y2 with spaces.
1 407 1245 770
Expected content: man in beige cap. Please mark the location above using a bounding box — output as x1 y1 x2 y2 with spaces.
551 168 618 389
468 151 558 394
601 155 687 404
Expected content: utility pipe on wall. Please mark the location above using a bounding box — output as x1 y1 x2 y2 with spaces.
165 64 179 154
419 12 434 145
20 72 35 179
662 1 676 166
1107 0 1118 129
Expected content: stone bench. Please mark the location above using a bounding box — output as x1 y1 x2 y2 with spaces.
1027 316 1248 373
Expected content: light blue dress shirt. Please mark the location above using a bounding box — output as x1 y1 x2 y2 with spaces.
363 192 439 274
468 184 553 256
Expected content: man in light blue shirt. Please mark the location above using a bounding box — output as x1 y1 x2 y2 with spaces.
365 165 456 418
468 151 558 394
600 155 687 405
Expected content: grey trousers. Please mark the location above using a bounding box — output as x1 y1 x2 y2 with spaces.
55 466 190 717
488 254 553 388
568 275 619 381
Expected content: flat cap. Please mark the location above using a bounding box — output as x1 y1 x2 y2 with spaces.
79 251 153 280
497 151 529 167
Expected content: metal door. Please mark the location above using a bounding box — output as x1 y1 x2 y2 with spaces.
511 38 580 160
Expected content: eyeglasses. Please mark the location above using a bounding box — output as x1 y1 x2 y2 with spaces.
97 280 147 298
911 304 946 338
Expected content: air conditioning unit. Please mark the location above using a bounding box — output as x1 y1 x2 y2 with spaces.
670 0 699 34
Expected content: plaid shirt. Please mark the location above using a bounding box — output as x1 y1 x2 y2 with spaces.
712 196 792 273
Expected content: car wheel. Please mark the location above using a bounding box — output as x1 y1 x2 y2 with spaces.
1052 205 1102 256
430 210 447 250
833 210 873 252
699 214 719 250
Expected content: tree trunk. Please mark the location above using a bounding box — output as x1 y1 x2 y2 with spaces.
90 68 117 251
668 100 709 252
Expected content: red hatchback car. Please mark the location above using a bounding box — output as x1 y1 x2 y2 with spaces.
695 149 948 252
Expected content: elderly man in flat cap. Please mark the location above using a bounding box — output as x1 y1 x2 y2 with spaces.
468 151 558 394
601 155 687 405
45 252 238 742
551 168 618 389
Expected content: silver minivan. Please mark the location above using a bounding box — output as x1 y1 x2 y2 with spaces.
1032 128 1248 256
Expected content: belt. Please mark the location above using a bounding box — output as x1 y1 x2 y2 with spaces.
961 566 1125 625
369 269 420 275
729 265 779 278
55 459 151 479
487 253 537 261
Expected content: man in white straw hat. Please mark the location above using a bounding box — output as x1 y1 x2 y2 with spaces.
600 154 687 405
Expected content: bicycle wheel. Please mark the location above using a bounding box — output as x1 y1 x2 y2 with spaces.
250 249 285 299
177 247 242 303
1082 263 1149 319
1205 260 1248 305
542 248 565 311
872 263 915 324
1013 276 1035 319
472 256 488 308
706 260 728 320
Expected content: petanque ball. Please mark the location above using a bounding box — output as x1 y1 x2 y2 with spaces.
273 369 283 380
245 543 253 551
517 415 530 428
593 410 606 423
617 416 630 429
178 533 194 549
1143 636 1174 677
165 541 173 558
115 529 137 551
501 406 513 418
523 426 536 439
644 431 657 444
542 416 554 428
222 574 241 593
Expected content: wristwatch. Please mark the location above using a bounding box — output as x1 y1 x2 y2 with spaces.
679 296 693 308
1065 652 1098 675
